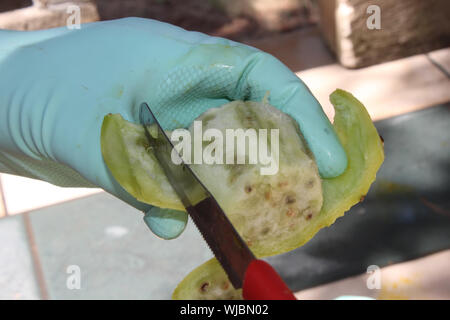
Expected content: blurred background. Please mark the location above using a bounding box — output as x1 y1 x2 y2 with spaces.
0 0 449 299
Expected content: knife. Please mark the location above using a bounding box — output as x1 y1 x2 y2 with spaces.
139 102 296 300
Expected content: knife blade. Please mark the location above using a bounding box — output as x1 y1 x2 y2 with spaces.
139 102 255 289
139 102 297 300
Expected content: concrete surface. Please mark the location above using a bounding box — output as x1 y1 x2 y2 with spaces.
0 215 40 299
27 192 211 299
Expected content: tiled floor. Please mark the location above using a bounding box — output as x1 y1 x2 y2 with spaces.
0 27 449 299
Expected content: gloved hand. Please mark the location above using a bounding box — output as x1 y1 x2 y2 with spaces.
0 18 347 239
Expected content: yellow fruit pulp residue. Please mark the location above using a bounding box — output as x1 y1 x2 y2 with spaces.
377 274 425 300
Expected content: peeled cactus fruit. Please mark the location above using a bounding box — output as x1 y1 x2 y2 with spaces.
102 100 323 257
171 89 384 300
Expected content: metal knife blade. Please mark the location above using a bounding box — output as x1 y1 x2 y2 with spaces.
139 102 255 289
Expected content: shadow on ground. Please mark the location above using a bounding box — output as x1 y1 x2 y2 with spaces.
267 103 450 291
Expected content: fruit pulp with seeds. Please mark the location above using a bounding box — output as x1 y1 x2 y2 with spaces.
102 100 323 257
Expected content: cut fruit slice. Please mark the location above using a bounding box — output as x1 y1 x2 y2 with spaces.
172 89 384 300
172 259 243 300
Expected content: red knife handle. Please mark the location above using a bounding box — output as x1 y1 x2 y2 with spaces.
242 259 297 300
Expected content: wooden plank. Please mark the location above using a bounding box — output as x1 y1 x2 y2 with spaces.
0 1 98 30
244 26 336 72
317 0 450 68
428 47 450 76
298 53 450 121
218 0 311 32
295 249 450 299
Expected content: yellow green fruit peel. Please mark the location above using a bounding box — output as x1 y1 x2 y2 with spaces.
101 113 184 210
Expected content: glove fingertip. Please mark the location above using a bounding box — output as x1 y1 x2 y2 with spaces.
282 88 348 179
314 136 348 179
143 207 188 240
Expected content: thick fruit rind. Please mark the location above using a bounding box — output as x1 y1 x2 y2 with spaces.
172 89 384 300
294 89 384 247
101 114 184 210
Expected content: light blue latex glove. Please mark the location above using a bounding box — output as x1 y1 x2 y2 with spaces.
0 18 347 239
